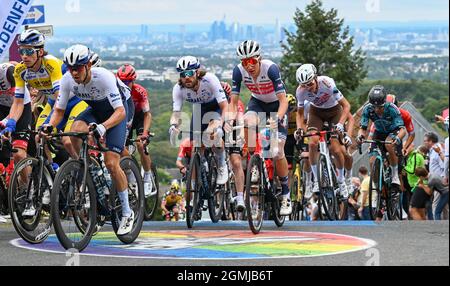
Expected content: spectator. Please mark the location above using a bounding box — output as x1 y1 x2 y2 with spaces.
423 132 446 220
357 166 374 221
401 144 426 219
410 167 449 220
347 177 361 220
410 168 433 220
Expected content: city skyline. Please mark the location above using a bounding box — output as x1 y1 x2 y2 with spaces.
32 0 449 27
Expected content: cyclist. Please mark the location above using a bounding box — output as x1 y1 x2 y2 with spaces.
226 40 292 216
176 138 193 176
295 64 352 199
117 64 154 197
47 44 135 235
169 56 229 185
357 85 406 187
161 180 185 221
13 30 88 161
368 94 415 156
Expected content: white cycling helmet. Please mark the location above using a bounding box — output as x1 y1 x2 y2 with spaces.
176 56 200 72
296 64 317 85
64 44 90 67
89 52 102 67
17 29 45 47
236 40 261 59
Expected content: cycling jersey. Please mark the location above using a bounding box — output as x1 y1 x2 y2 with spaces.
14 55 63 103
360 102 405 134
57 67 131 154
57 67 130 117
232 59 286 103
163 192 183 207
177 139 193 161
296 76 344 109
172 72 227 112
369 108 414 136
1 63 31 106
131 83 150 114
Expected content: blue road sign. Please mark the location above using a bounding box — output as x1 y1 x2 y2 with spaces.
23 5 45 25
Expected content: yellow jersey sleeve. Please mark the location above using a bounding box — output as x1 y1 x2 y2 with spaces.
13 63 27 99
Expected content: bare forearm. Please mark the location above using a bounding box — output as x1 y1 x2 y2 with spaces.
49 108 65 128
9 99 24 122
103 107 126 130
170 112 181 126
144 112 152 132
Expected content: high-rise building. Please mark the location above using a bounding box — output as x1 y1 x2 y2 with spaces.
140 24 149 39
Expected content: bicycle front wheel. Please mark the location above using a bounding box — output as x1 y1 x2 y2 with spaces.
144 164 160 221
317 154 337 221
186 153 201 229
51 160 97 251
245 155 264 234
207 154 224 223
9 158 53 244
110 157 145 244
369 158 383 221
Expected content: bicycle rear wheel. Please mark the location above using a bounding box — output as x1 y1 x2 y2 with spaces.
186 153 201 229
369 158 383 221
245 155 264 234
9 158 54 244
387 184 402 220
222 172 237 221
51 160 97 251
317 154 337 221
110 157 145 244
144 164 160 221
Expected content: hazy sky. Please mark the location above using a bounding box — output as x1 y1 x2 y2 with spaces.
31 0 449 26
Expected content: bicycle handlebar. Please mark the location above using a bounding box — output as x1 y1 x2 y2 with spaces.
358 139 395 155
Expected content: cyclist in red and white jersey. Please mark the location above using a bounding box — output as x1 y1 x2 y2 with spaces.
225 40 292 216
117 64 154 197
176 138 193 176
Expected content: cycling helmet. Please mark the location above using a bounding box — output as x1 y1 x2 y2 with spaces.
386 94 399 107
296 64 317 84
117 64 137 81
64 44 90 67
368 85 387 107
90 52 102 68
176 56 200 72
170 180 180 192
287 94 297 113
17 29 45 47
236 40 261 59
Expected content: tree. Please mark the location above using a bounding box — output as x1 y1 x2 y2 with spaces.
280 0 367 97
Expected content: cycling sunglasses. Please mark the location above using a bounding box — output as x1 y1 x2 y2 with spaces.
180 70 196 78
67 65 86 72
301 81 315 88
241 57 259 66
18 47 39 56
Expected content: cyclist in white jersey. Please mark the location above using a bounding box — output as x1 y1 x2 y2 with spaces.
169 56 229 185
46 44 135 235
295 64 352 199
225 40 292 216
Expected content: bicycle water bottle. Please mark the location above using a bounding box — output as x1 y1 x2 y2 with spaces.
99 153 113 194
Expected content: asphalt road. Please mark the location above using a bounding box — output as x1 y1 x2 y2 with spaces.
0 220 448 266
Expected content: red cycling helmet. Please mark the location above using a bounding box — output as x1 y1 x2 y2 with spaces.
117 64 137 81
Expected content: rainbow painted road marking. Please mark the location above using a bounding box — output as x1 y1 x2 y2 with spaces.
11 230 377 260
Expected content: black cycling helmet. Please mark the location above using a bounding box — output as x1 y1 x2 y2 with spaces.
368 85 387 107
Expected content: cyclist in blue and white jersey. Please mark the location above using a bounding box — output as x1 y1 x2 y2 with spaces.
169 56 229 185
357 85 406 186
46 45 135 235
225 40 292 216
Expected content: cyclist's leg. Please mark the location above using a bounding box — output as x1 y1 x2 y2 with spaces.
328 105 346 185
62 100 89 158
244 97 263 153
307 106 325 190
35 103 54 162
385 130 401 185
70 108 95 155
11 103 32 183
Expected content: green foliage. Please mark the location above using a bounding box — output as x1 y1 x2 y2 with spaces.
280 0 367 95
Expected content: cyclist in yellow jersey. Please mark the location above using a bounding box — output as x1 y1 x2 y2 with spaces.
13 29 88 159
161 180 185 221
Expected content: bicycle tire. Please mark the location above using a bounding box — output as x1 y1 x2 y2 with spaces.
110 157 145 244
317 154 337 221
51 160 97 251
245 154 264 234
271 168 285 227
144 164 160 221
9 157 53 244
369 158 383 221
207 154 224 223
186 153 201 229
